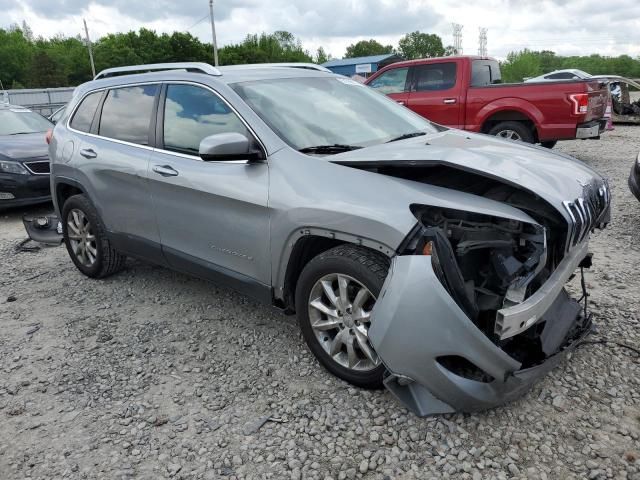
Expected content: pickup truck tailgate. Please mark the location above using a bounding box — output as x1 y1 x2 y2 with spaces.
584 80 608 122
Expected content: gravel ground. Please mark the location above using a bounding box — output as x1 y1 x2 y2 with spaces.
1 126 639 480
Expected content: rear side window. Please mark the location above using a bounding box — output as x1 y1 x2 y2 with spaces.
368 67 409 94
70 92 101 132
413 63 457 91
546 72 575 80
162 84 248 154
471 60 502 86
99 85 158 145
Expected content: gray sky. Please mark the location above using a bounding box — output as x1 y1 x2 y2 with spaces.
3 0 640 60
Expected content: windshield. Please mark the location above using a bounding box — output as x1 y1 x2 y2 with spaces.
232 77 437 152
0 110 53 135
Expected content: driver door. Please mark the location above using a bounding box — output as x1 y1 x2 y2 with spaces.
147 83 271 299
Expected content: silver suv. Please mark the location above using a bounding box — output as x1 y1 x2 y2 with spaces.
49 62 610 416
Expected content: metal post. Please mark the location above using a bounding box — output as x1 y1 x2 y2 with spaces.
83 19 96 78
209 0 219 66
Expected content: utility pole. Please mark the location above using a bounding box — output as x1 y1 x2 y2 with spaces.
478 28 488 57
83 19 96 78
209 0 219 66
452 23 463 55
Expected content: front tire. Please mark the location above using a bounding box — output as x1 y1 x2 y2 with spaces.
488 121 535 143
540 140 558 149
62 194 126 278
295 245 389 389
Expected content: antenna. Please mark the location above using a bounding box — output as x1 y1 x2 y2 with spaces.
452 23 463 55
478 28 488 56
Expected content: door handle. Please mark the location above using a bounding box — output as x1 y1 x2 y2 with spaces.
79 148 97 159
152 165 179 177
443 98 457 104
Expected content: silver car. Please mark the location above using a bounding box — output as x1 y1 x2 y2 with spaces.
49 62 610 416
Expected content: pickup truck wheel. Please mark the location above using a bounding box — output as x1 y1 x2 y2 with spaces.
488 121 534 143
540 140 558 149
62 194 126 278
295 245 389 389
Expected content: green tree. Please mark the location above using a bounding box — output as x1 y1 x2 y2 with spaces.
315 46 330 64
501 49 542 83
219 31 312 65
344 39 393 58
397 31 444 60
0 28 32 88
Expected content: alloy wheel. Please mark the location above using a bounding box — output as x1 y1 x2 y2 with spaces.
308 273 380 371
67 208 97 267
497 129 522 141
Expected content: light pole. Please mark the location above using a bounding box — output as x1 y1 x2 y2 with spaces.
209 0 219 66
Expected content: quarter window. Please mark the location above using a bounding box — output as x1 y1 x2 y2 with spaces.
162 84 248 154
368 68 409 94
412 63 457 91
70 92 101 133
99 85 158 145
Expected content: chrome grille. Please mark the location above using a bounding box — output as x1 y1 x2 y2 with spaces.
563 179 610 249
23 161 50 175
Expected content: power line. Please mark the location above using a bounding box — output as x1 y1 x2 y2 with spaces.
186 13 210 32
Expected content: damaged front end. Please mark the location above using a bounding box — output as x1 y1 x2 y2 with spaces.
368 205 597 416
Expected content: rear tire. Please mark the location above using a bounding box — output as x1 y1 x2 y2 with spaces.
488 121 535 143
295 244 390 389
62 194 126 278
540 140 558 149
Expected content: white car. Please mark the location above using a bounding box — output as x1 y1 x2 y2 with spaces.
524 69 592 82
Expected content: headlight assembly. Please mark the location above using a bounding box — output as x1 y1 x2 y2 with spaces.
0 160 29 175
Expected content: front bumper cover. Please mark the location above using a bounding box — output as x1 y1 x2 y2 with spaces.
369 255 591 416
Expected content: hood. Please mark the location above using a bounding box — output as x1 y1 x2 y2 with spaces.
0 133 49 161
331 129 605 213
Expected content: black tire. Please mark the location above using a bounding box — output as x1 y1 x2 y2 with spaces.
488 121 535 143
540 140 558 149
62 194 126 278
295 244 390 389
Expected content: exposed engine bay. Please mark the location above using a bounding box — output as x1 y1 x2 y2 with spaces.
340 161 594 370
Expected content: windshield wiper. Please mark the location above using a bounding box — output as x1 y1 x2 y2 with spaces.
386 131 427 143
298 144 363 155
8 132 38 135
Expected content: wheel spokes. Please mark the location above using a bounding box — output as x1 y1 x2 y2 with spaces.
310 298 338 319
337 275 350 311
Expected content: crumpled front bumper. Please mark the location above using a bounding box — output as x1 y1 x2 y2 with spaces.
368 255 592 416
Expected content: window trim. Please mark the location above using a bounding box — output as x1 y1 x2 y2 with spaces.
66 80 267 163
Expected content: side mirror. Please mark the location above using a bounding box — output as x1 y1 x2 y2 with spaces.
198 132 265 162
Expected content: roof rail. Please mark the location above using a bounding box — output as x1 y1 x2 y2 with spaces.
94 62 222 80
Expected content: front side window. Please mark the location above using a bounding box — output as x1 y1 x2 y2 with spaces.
412 63 457 91
70 92 102 133
99 85 158 145
233 77 436 151
163 84 248 154
367 67 409 94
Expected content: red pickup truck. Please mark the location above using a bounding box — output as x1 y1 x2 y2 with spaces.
365 56 608 147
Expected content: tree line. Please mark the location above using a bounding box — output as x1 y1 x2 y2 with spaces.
1 23 639 90
500 49 640 82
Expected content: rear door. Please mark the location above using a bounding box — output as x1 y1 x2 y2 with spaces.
367 66 411 107
406 61 462 128
68 84 162 262
147 83 271 297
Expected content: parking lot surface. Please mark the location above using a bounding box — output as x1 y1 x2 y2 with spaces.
1 127 639 479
